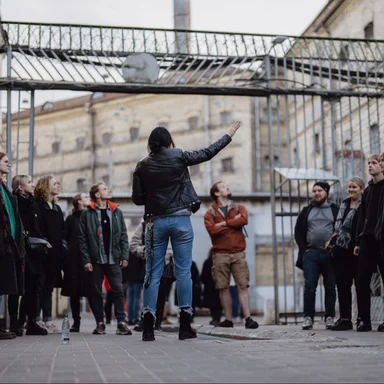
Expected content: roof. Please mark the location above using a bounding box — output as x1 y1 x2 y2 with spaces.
301 0 345 36
274 167 339 182
8 92 129 121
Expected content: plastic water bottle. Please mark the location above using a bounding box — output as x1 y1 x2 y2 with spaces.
61 314 70 344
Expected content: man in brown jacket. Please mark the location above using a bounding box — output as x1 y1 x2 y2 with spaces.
204 181 258 329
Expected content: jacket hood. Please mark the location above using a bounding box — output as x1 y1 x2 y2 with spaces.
89 200 118 212
368 178 384 186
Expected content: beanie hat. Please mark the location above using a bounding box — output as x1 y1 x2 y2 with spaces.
313 181 330 195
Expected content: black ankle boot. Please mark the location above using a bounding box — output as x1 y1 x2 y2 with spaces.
142 312 155 342
9 316 23 337
179 311 197 340
26 320 48 336
70 318 80 332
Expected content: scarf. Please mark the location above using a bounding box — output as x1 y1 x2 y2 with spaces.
334 197 361 249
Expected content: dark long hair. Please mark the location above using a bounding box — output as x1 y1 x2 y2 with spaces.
147 126 175 154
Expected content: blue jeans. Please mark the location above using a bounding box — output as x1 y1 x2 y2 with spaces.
127 282 142 322
303 250 336 320
143 216 193 318
230 286 244 318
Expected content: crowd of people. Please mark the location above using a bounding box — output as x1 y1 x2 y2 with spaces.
2 121 379 342
295 153 384 332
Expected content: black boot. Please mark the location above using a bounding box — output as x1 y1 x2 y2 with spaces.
356 320 372 332
26 320 48 336
142 312 155 342
179 311 197 340
9 315 23 337
155 308 163 331
70 318 80 332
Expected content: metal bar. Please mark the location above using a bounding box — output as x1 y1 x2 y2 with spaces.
330 99 337 173
90 49 117 82
16 91 21 175
6 46 12 189
320 97 327 169
223 55 249 87
40 49 66 81
301 94 308 168
311 95 317 169
376 98 381 153
339 100 345 186
27 48 55 81
357 97 364 174
348 97 355 173
28 90 35 177
285 95 291 168
62 51 88 82
255 97 262 190
50 50 77 81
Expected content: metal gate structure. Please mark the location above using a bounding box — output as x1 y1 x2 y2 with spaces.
1 21 384 324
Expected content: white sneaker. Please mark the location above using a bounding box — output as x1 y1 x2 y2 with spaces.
302 316 313 330
325 317 335 330
45 323 60 334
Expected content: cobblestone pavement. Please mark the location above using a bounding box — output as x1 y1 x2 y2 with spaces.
1 315 384 383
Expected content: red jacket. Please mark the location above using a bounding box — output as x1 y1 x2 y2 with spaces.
204 201 248 253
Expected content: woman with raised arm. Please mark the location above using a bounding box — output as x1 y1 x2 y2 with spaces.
132 121 241 342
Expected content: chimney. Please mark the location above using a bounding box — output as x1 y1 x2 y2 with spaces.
173 0 190 54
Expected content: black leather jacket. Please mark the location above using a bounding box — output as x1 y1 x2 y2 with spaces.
132 134 232 220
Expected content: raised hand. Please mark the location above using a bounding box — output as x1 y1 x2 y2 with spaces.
228 121 241 137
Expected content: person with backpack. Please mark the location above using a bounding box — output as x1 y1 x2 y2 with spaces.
203 181 259 329
294 181 339 331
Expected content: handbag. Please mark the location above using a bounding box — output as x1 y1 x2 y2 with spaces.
162 258 175 281
24 235 50 254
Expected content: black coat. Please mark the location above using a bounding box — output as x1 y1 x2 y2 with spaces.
201 257 222 310
61 210 92 297
174 261 202 308
132 134 232 220
0 182 25 295
16 193 46 277
35 200 65 287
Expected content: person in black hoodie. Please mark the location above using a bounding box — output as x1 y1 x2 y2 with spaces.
12 175 49 336
62 193 93 332
34 175 66 334
354 154 384 332
294 181 338 331
0 153 25 339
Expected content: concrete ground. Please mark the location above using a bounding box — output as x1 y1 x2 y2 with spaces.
0 314 383 383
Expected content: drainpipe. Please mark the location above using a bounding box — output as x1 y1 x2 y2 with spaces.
204 95 212 192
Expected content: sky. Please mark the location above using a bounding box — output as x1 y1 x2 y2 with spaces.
1 0 328 109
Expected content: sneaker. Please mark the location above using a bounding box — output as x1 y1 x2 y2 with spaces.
133 322 143 332
0 328 16 339
377 322 384 332
36 321 47 330
245 317 259 329
92 323 106 335
209 320 220 327
127 320 134 326
331 318 353 331
325 317 335 330
45 323 60 334
217 319 234 328
302 316 313 330
116 321 132 335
